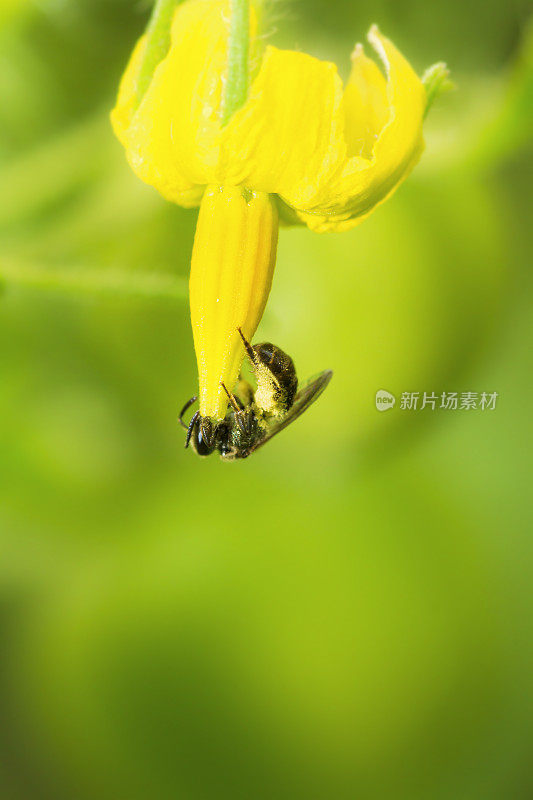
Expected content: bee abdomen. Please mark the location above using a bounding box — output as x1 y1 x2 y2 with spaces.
253 342 298 409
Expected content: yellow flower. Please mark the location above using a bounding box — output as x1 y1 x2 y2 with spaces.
112 0 441 420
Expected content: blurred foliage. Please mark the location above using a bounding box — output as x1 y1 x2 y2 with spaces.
0 1 532 799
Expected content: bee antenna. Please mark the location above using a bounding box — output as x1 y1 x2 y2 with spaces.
237 327 256 362
185 410 200 449
220 382 241 414
178 395 197 429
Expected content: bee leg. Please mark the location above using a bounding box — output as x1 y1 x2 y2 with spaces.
237 327 257 364
241 407 256 436
185 410 200 449
220 382 242 414
221 382 256 437
179 395 198 429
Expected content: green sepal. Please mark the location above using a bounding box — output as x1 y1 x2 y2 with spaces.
135 0 179 110
422 62 453 116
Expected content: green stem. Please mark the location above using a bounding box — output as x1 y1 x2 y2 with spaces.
0 262 188 302
221 0 250 125
135 0 179 108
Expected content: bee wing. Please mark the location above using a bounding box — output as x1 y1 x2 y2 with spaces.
248 370 333 454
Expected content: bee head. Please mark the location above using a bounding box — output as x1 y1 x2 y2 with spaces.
186 413 218 457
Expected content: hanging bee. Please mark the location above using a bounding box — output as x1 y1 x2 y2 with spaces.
179 328 333 460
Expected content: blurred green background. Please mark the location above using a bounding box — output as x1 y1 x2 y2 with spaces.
1 1 532 798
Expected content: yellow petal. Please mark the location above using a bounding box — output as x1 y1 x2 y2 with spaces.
218 46 346 207
296 27 427 231
111 0 232 206
343 43 389 159
217 28 425 232
190 186 278 420
111 34 147 147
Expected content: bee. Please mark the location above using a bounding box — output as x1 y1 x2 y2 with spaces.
179 328 332 460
